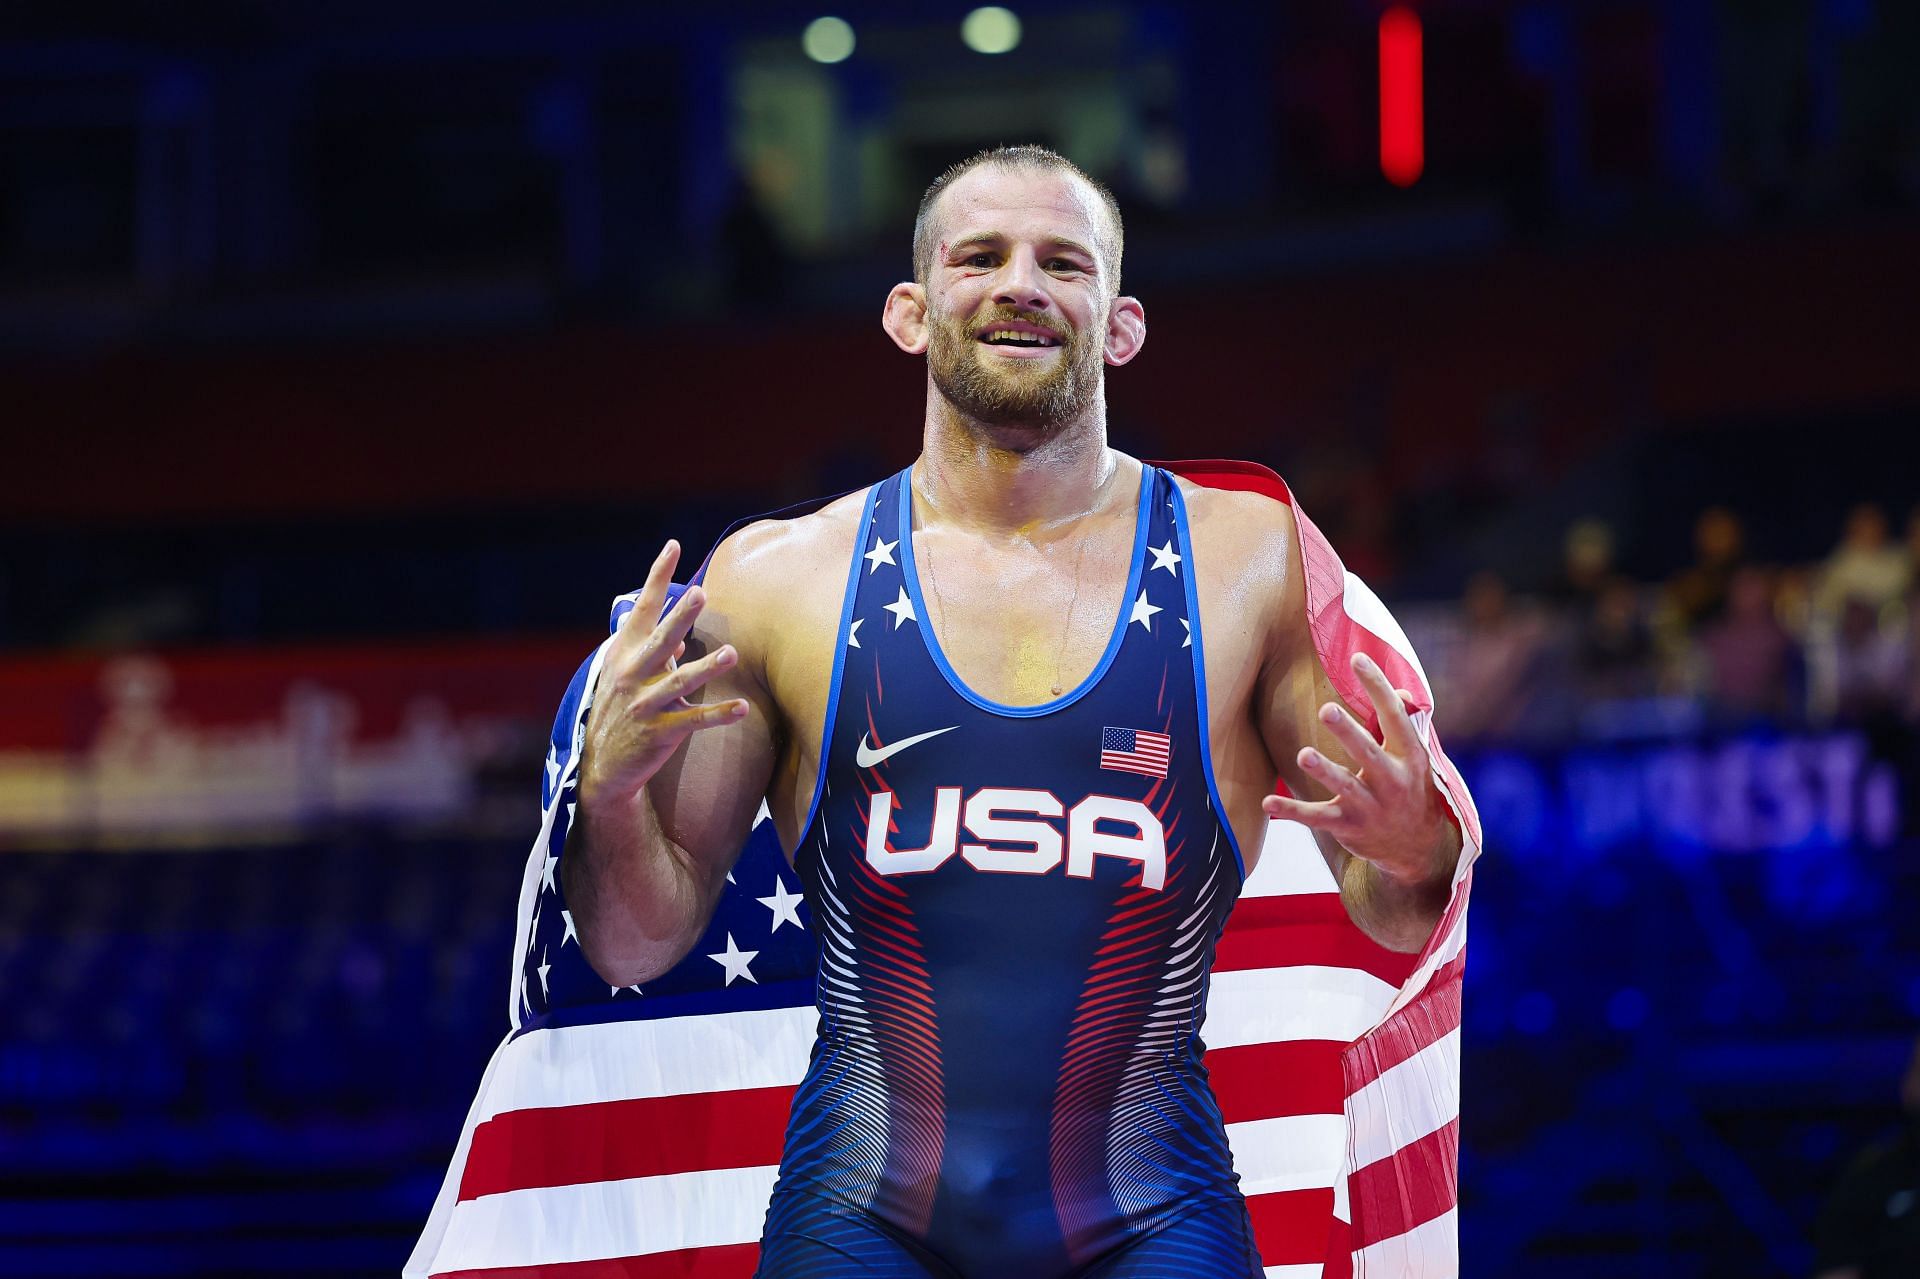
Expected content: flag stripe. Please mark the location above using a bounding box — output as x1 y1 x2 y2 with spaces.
474 1007 818 1121
459 1086 796 1202
437 1243 760 1279
1227 1113 1350 1196
1241 822 1339 898
1346 1029 1460 1174
1341 952 1466 1090
1348 1124 1460 1250
1353 1205 1457 1277
1204 964 1399 1050
431 1165 779 1273
1246 1188 1337 1266
1206 1040 1346 1124
1214 893 1422 987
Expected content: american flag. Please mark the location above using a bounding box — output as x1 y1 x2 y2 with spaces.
1100 726 1171 778
408 459 1482 1279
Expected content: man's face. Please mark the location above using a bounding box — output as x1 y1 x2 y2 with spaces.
919 167 1115 433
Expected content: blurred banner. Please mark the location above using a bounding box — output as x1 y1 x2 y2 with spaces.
0 642 583 844
1 638 1901 857
1464 734 1902 860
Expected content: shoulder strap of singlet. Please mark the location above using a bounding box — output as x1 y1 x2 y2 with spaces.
610 458 1272 632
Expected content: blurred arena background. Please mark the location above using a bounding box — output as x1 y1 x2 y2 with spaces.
3 2 1918 1276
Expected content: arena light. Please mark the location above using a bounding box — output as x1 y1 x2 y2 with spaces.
802 15 856 64
961 7 1022 55
1378 6 1424 187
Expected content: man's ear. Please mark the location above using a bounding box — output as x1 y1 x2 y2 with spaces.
1103 295 1145 367
882 283 930 354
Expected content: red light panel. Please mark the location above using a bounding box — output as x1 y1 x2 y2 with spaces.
1379 6 1424 187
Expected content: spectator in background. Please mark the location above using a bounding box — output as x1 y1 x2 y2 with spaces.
1815 504 1911 625
1700 566 1799 724
1667 506 1747 631
1551 517 1616 610
1811 1034 1920 1279
1435 571 1546 741
1818 597 1908 726
1577 575 1656 705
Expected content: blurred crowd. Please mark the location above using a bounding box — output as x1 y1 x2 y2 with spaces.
1414 501 1920 745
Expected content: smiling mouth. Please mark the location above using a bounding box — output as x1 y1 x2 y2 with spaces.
976 326 1061 348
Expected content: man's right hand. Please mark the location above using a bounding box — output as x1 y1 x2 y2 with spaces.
579 539 751 808
566 538 762 987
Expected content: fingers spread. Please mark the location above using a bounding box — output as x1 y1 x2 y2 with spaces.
622 541 680 648
661 699 751 734
634 584 706 675
646 644 738 711
1318 700 1387 768
1298 746 1367 801
1262 793 1344 830
1351 652 1421 757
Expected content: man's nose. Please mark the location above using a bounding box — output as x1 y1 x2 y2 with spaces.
992 250 1050 311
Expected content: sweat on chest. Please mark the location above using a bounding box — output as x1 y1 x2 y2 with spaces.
914 538 1134 698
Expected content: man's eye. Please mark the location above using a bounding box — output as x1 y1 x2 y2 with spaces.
967 253 995 268
1048 259 1081 272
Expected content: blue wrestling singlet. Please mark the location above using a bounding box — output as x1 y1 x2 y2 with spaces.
754 464 1260 1279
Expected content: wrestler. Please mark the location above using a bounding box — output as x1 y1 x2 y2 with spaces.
566 145 1463 1278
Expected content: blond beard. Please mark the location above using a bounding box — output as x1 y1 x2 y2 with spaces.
926 307 1102 432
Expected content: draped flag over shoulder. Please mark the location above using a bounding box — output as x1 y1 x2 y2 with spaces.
406 460 1482 1279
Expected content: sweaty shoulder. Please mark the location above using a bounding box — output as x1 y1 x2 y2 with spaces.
698 488 873 681
704 488 871 597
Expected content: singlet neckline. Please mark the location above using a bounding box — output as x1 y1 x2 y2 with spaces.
896 461 1153 720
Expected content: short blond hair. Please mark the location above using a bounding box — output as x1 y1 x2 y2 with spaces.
911 145 1124 292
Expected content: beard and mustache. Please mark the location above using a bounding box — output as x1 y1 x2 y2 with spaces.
926 304 1104 435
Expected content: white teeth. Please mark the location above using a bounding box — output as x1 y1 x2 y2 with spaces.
982 328 1053 346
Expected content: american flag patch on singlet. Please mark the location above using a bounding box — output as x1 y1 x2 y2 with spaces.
1099 727 1172 778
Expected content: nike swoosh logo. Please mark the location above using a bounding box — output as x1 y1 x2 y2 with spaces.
855 726 958 769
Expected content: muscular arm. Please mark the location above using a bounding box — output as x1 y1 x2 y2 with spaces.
1254 505 1461 954
565 533 782 987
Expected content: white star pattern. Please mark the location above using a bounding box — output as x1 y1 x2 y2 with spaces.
883 586 917 629
1129 590 1162 632
536 947 551 997
610 983 642 997
543 748 561 796
1180 617 1192 648
864 537 898 573
708 933 760 986
847 617 863 649
754 798 772 827
1150 540 1182 576
541 854 558 893
560 910 577 947
758 877 805 933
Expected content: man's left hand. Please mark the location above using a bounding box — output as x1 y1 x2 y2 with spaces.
1260 651 1457 886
